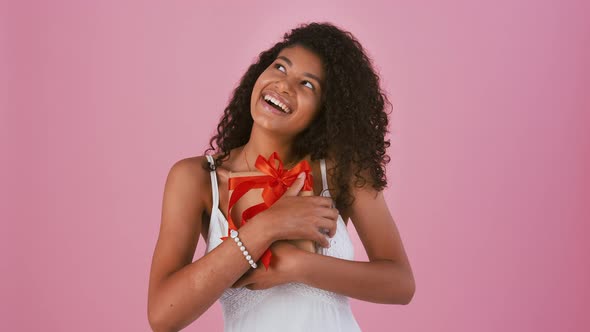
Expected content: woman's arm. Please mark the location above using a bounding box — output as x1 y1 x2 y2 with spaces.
147 157 274 332
301 167 415 304
299 249 414 304
232 177 415 304
301 184 415 304
148 157 337 331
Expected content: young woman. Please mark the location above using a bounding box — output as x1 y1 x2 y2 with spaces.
148 22 415 332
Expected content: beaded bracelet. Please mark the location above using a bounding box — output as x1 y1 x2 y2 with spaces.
230 229 257 269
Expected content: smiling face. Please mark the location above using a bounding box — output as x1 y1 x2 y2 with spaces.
250 44 325 138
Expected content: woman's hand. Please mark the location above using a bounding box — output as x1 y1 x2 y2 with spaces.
231 241 308 290
252 172 339 248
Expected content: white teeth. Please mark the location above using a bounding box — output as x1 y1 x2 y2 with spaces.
263 94 290 113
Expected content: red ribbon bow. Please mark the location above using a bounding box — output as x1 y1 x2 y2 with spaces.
220 152 312 270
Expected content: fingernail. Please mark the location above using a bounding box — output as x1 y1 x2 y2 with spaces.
297 172 305 179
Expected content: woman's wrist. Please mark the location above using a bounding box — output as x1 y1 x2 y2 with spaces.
291 248 312 283
247 212 280 244
241 215 279 247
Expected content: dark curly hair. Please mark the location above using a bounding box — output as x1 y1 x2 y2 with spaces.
203 22 392 211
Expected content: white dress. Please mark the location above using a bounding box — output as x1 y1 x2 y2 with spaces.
204 154 362 332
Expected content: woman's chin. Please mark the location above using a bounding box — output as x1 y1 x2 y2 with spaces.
251 113 300 137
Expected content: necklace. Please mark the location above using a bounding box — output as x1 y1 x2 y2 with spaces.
244 147 253 172
243 146 299 171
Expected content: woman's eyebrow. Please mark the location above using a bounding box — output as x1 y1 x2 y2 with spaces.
277 55 324 89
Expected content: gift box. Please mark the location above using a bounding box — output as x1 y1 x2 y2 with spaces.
222 152 317 270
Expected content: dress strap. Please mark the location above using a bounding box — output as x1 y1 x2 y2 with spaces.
205 154 220 213
319 158 331 198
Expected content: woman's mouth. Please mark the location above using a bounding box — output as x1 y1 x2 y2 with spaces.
260 95 291 116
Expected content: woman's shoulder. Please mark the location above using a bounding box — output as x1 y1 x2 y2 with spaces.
165 155 216 204
315 151 338 183
171 155 212 176
171 151 239 187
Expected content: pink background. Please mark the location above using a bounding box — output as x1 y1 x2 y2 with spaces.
3 0 589 331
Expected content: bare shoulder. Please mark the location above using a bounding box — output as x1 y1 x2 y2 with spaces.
320 153 376 196
166 156 213 211
320 153 338 189
325 155 382 222
171 155 211 176
169 155 211 185
148 155 211 297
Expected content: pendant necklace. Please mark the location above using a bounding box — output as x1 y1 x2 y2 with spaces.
243 146 299 172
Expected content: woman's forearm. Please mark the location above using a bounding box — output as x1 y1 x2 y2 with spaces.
298 253 415 305
148 220 274 332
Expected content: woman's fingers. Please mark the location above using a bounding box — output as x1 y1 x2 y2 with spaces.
262 193 339 245
283 173 307 197
309 196 334 208
315 231 330 248
316 207 339 222
316 214 338 238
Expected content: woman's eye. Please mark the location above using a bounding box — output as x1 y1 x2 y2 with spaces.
273 63 314 90
274 64 286 72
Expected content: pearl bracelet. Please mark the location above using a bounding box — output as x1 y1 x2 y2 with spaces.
230 229 257 269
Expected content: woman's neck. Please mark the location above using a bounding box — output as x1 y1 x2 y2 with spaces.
242 126 299 170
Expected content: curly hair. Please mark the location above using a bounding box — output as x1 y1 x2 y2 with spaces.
203 22 392 211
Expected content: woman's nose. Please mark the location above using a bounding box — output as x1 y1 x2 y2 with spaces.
274 77 295 95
